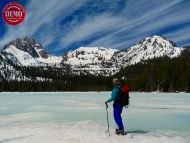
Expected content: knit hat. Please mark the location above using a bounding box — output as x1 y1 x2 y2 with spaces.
112 78 119 83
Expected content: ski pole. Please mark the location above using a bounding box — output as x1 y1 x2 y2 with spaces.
106 103 110 136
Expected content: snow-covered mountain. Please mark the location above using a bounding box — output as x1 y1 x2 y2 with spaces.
62 47 119 75
62 47 117 65
0 52 40 81
114 35 183 67
2 37 62 67
0 37 63 81
0 35 185 80
62 35 184 75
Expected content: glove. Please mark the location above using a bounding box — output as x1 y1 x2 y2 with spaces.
105 101 108 109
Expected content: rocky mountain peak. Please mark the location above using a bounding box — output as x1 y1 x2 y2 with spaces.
115 35 183 66
3 37 49 59
62 47 118 66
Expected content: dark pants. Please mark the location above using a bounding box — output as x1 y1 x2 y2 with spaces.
113 103 124 130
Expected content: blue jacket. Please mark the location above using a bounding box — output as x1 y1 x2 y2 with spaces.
106 86 120 103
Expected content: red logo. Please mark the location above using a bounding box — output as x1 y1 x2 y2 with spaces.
2 2 26 26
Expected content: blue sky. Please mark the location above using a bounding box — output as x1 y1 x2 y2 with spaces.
0 0 190 56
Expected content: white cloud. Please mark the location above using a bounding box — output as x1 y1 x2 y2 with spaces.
1 0 190 54
64 0 184 48
0 0 87 49
58 13 126 49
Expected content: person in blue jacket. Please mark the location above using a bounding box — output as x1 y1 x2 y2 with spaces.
105 78 125 135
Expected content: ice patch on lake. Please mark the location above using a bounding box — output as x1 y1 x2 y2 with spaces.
0 92 189 143
0 121 189 143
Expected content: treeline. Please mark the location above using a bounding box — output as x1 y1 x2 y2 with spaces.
0 76 113 92
0 49 190 92
116 48 190 92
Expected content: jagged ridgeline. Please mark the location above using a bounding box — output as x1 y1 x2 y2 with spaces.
0 36 189 92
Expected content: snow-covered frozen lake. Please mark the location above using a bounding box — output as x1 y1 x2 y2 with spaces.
0 92 189 143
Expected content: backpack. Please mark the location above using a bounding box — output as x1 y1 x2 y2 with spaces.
117 85 130 107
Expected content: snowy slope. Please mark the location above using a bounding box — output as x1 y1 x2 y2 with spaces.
114 35 183 66
62 47 119 76
63 47 117 65
0 52 33 81
3 45 40 66
0 38 63 81
2 38 62 67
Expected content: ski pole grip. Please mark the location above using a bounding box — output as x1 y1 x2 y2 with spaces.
105 102 108 109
